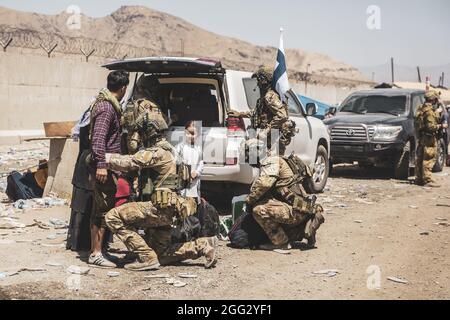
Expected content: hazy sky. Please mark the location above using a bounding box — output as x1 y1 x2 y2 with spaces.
0 0 449 68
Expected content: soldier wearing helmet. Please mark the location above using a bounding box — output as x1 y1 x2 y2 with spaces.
122 75 172 155
414 90 442 187
228 66 296 155
243 139 325 250
103 117 219 272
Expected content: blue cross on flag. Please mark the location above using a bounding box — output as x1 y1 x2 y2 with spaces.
273 28 290 102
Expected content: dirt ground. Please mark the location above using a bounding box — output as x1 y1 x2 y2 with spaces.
0 144 449 300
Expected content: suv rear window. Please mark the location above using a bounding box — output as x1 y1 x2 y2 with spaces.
341 95 407 116
159 83 221 127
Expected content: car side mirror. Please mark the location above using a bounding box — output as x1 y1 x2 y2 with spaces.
327 107 338 116
305 103 318 116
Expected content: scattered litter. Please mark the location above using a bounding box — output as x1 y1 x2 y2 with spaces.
274 249 292 255
355 199 374 205
353 220 363 224
436 204 450 208
15 239 34 243
0 239 16 245
419 231 430 236
178 273 198 279
145 274 171 279
7 267 47 277
12 197 67 211
0 219 25 229
387 276 409 285
107 271 120 278
409 205 418 209
313 269 340 277
436 218 448 221
49 218 68 229
173 281 187 288
165 277 187 287
0 272 7 279
46 262 63 267
67 265 90 275
46 234 57 240
435 222 449 227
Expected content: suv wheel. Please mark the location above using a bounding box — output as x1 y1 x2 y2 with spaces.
394 141 410 180
305 145 329 194
432 138 446 173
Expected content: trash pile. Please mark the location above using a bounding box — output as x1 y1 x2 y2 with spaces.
0 143 49 169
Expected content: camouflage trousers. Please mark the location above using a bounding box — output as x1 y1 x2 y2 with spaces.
105 201 210 264
252 198 311 246
416 136 437 185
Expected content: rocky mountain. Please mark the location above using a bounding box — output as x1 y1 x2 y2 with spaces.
0 5 370 84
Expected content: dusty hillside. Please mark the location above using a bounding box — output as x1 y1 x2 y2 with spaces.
0 5 370 84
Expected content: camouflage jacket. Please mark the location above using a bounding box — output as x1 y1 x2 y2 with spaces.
415 103 440 138
246 155 306 206
240 89 289 131
123 98 170 155
106 138 177 186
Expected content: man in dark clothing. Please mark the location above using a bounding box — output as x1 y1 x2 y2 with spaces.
88 70 129 268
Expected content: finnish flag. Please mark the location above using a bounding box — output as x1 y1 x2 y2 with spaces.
273 28 290 102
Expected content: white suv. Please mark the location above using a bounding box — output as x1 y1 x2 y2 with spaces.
104 57 330 196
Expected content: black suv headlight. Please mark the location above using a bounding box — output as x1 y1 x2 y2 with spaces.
372 125 403 141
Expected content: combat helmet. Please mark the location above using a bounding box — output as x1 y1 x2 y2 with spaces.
135 75 161 99
135 110 168 143
425 90 440 102
252 65 274 91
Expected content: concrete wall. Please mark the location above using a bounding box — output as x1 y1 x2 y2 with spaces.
0 52 108 144
0 51 372 145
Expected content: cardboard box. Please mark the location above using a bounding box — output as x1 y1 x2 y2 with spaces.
43 121 77 138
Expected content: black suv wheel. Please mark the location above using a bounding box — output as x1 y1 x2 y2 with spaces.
432 138 446 173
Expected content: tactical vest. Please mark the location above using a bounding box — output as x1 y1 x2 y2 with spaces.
251 98 270 129
139 140 192 202
273 155 314 213
415 104 438 137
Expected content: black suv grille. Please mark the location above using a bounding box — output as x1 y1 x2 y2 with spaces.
331 125 368 142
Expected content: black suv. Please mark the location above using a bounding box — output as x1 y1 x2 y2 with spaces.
324 89 446 179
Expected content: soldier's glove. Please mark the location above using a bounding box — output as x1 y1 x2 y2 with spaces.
228 110 242 118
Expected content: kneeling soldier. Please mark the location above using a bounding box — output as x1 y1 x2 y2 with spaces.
104 113 218 271
245 139 325 250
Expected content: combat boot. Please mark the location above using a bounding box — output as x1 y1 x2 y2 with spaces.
202 236 219 269
423 181 441 188
124 255 160 271
305 211 325 249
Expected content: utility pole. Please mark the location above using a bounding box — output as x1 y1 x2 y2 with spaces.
391 57 395 84
417 66 422 83
442 72 445 87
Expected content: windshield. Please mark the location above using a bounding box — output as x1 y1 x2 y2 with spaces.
340 95 407 115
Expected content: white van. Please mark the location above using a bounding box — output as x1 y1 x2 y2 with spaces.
103 57 330 197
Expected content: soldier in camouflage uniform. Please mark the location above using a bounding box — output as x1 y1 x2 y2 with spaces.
244 139 325 250
104 114 218 271
122 75 171 155
228 66 296 155
414 90 442 187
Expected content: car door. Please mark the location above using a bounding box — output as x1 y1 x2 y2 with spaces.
284 90 314 164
